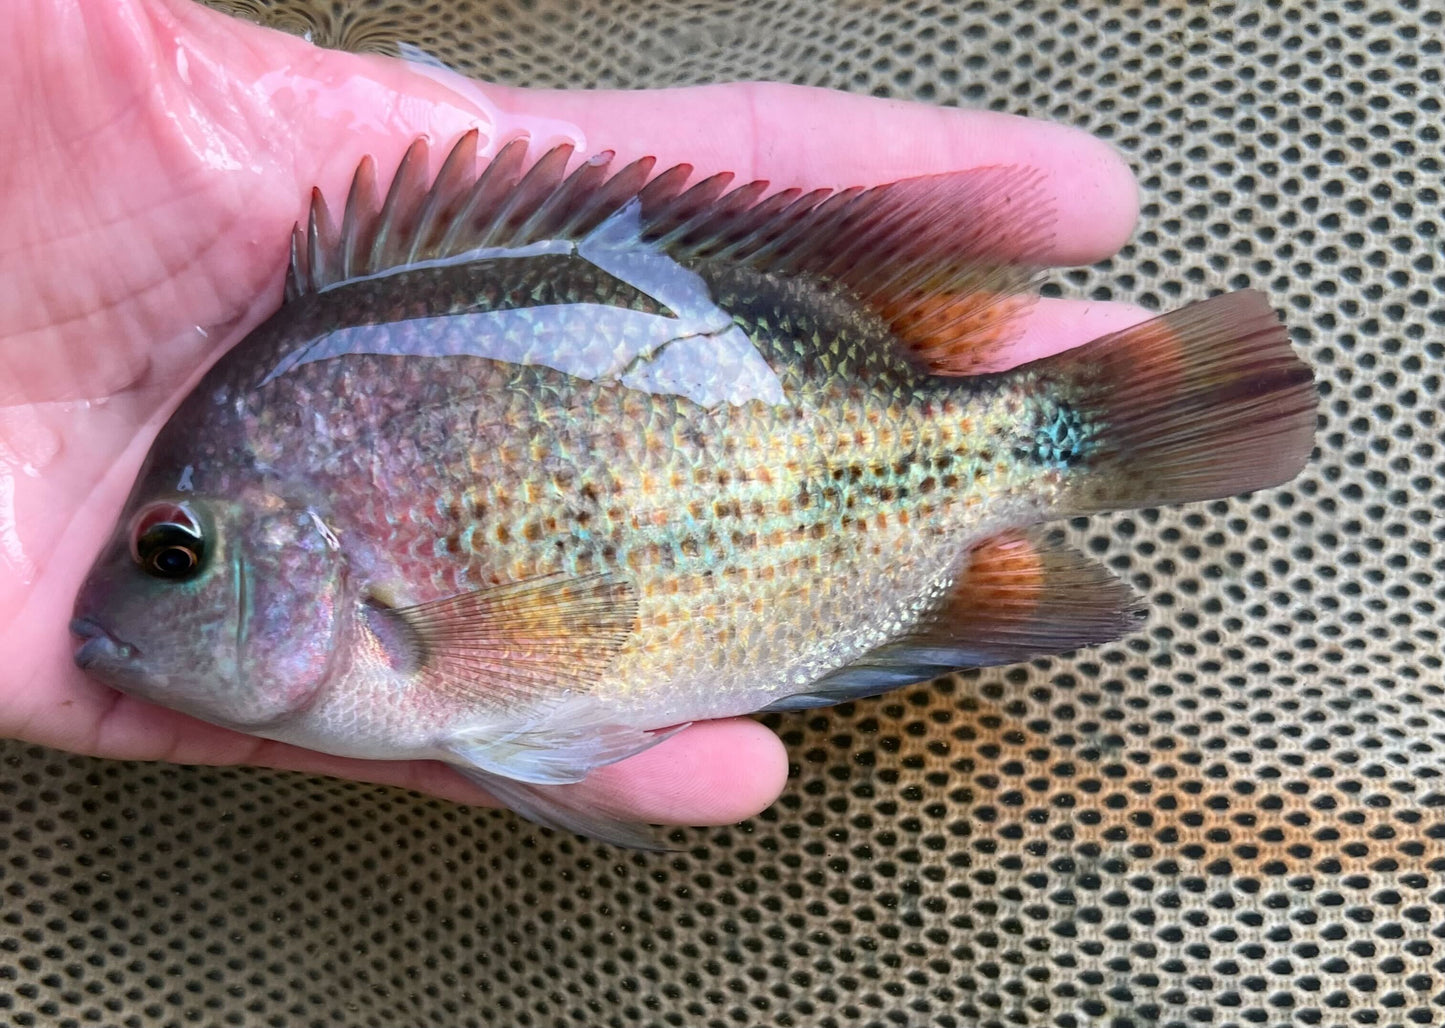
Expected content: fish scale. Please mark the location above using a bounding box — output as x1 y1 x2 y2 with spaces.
72 136 1315 845
294 260 1026 710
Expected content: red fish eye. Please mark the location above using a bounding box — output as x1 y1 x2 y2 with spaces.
130 503 200 547
129 503 207 580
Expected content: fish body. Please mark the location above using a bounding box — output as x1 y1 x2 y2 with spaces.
72 134 1317 845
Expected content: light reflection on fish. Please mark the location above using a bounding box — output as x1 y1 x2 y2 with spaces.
71 131 1316 846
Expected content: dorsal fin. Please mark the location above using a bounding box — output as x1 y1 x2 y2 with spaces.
285 131 1054 359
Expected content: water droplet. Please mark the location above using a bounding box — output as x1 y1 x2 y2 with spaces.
0 404 68 586
0 405 62 473
392 42 585 152
0 474 36 586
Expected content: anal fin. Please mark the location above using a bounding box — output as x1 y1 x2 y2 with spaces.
764 528 1145 711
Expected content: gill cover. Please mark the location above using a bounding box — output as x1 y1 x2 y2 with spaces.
228 506 350 726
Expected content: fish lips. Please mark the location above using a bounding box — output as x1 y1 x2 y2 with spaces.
70 617 140 671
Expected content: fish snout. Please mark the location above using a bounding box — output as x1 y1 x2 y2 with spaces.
70 617 138 669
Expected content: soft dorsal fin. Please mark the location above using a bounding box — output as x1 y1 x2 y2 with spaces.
764 528 1146 711
285 131 1053 363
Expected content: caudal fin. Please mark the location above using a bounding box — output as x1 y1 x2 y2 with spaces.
1034 290 1317 513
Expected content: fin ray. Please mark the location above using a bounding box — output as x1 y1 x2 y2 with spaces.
406 128 480 265
451 765 668 850
340 155 381 280
435 135 530 256
368 138 430 275
367 573 638 707
512 149 615 243
551 154 657 241
475 142 575 251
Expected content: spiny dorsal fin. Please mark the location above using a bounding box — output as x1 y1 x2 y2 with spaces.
285 131 1054 360
764 528 1145 711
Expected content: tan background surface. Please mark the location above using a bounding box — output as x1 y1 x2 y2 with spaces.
4 1 1443 1026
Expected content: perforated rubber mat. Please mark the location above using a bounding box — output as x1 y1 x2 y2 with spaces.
5 1 1444 1026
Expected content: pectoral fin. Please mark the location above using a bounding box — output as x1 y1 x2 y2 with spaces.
372 571 671 848
365 572 638 706
764 529 1145 711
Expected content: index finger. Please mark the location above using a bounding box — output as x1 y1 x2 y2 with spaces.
493 81 1139 266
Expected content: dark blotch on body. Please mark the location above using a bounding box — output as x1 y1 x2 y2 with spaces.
1016 399 1092 468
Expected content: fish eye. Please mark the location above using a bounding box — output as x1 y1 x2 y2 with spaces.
130 503 206 581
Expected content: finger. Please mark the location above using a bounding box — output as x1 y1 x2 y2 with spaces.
160 5 1137 268
977 296 1157 372
264 720 790 829
48 674 788 828
492 81 1139 266
252 719 790 828
570 718 790 826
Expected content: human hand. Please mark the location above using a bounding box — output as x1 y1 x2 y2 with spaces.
0 0 1144 830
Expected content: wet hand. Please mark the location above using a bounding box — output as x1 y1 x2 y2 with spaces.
0 0 1142 831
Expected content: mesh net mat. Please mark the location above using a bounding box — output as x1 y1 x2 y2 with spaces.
4 1 1444 1026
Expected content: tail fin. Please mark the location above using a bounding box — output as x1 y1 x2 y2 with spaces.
1032 290 1317 513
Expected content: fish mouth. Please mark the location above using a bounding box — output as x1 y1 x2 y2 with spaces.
70 617 139 669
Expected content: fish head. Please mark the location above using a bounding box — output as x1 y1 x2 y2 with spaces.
71 489 351 732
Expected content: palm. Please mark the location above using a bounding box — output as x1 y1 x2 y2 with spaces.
0 0 1140 826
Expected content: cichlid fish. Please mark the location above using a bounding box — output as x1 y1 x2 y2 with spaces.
71 132 1316 846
